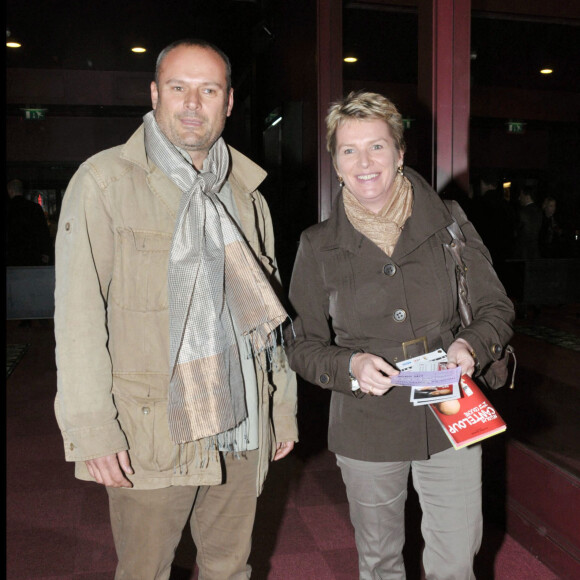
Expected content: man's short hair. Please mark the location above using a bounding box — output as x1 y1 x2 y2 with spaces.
155 39 232 92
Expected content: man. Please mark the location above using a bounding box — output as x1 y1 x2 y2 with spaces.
514 185 542 259
6 179 51 266
471 174 515 276
540 196 563 257
54 39 298 579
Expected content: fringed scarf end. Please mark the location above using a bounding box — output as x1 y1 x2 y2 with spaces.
244 317 293 371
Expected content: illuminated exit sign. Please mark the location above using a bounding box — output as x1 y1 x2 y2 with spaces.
506 120 526 134
22 108 47 120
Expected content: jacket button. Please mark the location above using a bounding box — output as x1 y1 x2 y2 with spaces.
393 309 407 322
69 443 75 451
65 222 71 231
319 373 330 385
383 263 397 277
142 407 151 415
490 344 502 356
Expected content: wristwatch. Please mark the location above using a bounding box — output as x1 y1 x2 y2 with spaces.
349 351 365 399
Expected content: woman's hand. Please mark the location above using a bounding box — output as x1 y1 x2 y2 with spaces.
446 338 475 376
350 353 399 396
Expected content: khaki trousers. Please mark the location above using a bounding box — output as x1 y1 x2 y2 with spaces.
337 445 482 580
107 450 259 580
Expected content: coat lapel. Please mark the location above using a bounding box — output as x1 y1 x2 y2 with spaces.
391 168 452 261
319 192 368 256
121 124 182 218
227 146 267 248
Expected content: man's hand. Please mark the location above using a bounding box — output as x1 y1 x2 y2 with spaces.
273 441 294 461
85 450 134 488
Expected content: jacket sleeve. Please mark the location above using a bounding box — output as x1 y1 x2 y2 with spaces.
254 191 298 444
447 201 515 371
54 163 128 462
285 229 354 395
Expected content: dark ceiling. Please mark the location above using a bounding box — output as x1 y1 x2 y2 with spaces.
6 0 272 86
342 7 580 93
6 1 580 93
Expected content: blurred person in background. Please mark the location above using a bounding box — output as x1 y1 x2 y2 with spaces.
6 179 51 266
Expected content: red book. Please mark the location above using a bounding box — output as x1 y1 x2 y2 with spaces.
429 375 506 449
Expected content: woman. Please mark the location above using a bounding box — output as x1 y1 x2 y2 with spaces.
286 91 514 579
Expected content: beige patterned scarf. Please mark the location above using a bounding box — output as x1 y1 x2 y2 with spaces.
143 111 288 447
343 172 413 255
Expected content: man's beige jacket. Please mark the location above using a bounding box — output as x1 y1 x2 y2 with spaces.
54 125 298 492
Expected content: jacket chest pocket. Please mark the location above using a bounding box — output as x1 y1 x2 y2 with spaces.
112 228 172 312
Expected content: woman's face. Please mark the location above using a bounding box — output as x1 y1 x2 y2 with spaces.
334 118 404 213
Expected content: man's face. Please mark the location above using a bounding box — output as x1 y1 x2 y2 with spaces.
151 45 234 169
544 200 556 217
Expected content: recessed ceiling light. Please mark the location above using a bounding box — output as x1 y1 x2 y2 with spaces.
131 47 147 53
344 56 358 63
6 29 21 48
540 68 553 75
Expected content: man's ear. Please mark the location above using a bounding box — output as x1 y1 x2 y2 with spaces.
151 81 159 110
226 88 234 117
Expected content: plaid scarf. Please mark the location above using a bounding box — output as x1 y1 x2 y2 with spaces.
143 111 288 446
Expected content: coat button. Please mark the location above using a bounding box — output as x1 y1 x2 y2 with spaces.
490 344 502 356
65 222 71 231
142 407 151 415
383 263 397 277
393 309 407 322
319 373 330 385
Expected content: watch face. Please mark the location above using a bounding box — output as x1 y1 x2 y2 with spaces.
351 378 365 398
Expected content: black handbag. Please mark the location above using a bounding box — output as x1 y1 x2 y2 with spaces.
444 218 516 390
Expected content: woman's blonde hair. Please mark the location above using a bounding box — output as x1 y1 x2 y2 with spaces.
326 91 405 161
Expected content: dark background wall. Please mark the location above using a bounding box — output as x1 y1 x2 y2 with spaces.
6 0 580 278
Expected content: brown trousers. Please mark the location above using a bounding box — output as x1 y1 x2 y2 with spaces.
107 450 259 580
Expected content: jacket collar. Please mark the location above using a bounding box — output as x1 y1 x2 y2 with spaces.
319 167 453 260
119 123 267 222
391 167 451 260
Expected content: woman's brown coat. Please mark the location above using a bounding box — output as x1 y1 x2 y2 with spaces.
286 168 514 461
